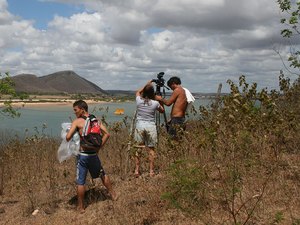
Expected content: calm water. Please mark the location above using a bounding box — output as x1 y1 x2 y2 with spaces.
0 99 212 138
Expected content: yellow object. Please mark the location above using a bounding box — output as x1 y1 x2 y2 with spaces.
114 108 124 115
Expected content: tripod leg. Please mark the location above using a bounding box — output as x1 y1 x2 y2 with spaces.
163 111 169 132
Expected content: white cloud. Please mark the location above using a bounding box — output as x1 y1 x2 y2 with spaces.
0 0 13 25
0 0 298 93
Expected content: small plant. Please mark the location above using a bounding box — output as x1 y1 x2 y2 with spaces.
292 218 300 225
162 159 208 216
273 211 284 224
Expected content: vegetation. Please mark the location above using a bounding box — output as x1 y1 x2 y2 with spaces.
0 72 20 200
162 75 299 224
278 0 300 71
0 72 20 118
0 2 299 224
49 92 135 102
0 74 299 224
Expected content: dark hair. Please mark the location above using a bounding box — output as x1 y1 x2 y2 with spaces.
142 84 155 100
73 100 88 112
167 76 181 88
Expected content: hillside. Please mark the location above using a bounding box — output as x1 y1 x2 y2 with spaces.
11 70 107 95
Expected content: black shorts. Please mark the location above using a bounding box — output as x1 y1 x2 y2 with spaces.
168 117 186 138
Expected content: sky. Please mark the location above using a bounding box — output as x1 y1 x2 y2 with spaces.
0 0 299 92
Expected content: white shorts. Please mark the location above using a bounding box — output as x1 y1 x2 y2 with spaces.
134 120 157 147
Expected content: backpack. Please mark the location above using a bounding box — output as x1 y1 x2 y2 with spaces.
80 114 102 150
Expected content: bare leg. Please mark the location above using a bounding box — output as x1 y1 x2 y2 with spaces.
101 175 117 200
148 147 155 177
77 185 85 213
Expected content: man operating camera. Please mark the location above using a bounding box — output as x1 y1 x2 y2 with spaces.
155 76 187 139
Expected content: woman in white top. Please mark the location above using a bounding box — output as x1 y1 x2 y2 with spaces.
134 81 164 177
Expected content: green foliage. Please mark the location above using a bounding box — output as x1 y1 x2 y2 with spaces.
0 72 15 95
273 211 284 224
0 72 20 118
278 0 300 68
278 0 291 11
16 92 30 100
161 159 208 216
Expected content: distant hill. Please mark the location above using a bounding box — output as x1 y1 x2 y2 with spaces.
105 90 224 99
105 90 135 96
11 71 108 95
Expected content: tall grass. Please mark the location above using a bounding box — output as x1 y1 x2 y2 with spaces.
161 75 300 224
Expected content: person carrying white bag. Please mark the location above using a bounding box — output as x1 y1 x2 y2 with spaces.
57 122 80 163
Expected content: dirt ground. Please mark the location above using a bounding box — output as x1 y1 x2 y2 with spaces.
0 171 202 225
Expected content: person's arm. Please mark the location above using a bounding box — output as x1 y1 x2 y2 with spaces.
100 123 110 147
136 80 153 97
155 89 179 106
157 101 165 113
136 86 143 97
66 120 78 141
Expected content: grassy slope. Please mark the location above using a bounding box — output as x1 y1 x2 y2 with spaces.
0 122 299 225
1 77 300 224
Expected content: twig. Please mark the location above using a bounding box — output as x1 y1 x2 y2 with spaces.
242 168 275 225
125 110 137 175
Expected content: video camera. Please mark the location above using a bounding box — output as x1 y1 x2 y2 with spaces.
151 72 165 88
151 72 169 96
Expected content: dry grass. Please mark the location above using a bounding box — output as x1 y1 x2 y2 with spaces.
0 133 199 225
0 124 299 224
0 76 300 225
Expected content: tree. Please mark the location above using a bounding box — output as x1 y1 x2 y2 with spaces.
278 0 300 96
0 71 20 196
278 0 300 70
0 72 20 118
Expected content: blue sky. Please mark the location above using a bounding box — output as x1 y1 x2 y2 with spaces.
0 0 298 92
7 0 83 29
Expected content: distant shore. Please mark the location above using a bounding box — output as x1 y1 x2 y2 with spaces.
0 99 108 108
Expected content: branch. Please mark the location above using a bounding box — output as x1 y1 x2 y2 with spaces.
274 47 300 76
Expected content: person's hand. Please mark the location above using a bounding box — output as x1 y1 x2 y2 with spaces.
155 95 162 101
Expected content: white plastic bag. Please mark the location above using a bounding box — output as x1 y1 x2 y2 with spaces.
57 122 80 163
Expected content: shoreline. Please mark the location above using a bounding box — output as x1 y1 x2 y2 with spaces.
0 99 108 108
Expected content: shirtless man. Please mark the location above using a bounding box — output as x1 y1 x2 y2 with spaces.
155 76 187 138
66 100 117 213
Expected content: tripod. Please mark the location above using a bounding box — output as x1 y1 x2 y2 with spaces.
154 84 169 133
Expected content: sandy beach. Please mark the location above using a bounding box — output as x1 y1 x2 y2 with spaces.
0 99 107 108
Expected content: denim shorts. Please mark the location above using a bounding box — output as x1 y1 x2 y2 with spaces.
134 120 157 147
76 153 105 185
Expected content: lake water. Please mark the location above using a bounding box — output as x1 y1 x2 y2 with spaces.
0 99 212 138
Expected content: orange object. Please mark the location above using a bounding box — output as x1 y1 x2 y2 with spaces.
114 108 124 115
